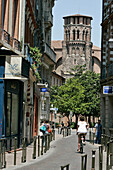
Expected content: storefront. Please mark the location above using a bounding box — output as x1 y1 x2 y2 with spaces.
0 54 29 150
5 80 23 150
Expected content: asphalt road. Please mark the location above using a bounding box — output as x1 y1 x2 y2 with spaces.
6 130 104 170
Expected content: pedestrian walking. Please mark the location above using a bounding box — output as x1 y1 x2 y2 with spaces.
94 119 102 144
60 121 64 134
76 115 88 152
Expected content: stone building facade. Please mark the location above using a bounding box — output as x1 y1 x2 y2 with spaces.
52 14 101 78
101 0 113 136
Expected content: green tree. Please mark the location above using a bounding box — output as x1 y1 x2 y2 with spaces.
50 79 85 118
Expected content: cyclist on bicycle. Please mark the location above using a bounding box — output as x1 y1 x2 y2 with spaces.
76 115 88 152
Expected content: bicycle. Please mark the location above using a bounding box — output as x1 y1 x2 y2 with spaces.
78 133 86 153
80 134 84 153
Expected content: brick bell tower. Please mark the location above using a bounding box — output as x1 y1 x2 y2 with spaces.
61 14 93 79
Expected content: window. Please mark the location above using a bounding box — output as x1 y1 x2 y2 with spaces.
83 30 85 40
86 31 88 41
68 30 70 41
77 30 79 39
73 17 75 24
73 30 75 40
77 17 79 24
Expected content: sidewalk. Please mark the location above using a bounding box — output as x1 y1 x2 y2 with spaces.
4 129 106 170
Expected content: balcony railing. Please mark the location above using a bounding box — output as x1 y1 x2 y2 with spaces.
0 29 21 52
44 11 53 27
44 43 56 63
101 67 107 79
109 63 113 77
103 1 113 21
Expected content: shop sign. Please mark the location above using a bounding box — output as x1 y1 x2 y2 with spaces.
40 88 47 92
103 86 113 94
5 56 29 79
5 56 22 78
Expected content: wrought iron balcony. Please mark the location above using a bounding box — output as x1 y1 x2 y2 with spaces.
109 63 113 77
103 1 113 21
44 11 53 28
101 67 107 80
0 29 21 52
43 43 56 63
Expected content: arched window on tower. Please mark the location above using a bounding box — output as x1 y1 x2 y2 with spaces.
72 47 75 54
73 30 75 40
65 30 67 41
76 47 79 57
86 31 88 41
82 30 85 40
77 30 79 40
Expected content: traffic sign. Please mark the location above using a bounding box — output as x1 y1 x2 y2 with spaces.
103 86 113 94
40 88 47 92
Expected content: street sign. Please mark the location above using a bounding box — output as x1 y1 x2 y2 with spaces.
50 108 58 111
40 88 47 92
55 108 58 111
103 86 113 94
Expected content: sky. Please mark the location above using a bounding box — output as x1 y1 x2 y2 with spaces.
52 0 102 48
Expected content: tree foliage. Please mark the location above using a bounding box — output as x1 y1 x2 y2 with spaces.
50 65 100 118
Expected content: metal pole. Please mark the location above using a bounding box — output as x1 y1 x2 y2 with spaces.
38 135 40 157
41 136 43 155
32 136 36 159
99 145 103 170
14 137 17 165
91 150 96 170
81 154 87 170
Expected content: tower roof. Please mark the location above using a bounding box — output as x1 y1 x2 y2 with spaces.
63 14 93 20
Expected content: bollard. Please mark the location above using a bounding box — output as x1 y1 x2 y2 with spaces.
32 136 36 159
41 136 44 155
99 145 103 170
38 135 40 157
81 154 87 170
109 140 113 169
63 129 64 137
93 133 95 145
44 134 47 153
91 150 96 170
61 164 70 170
14 137 17 165
58 127 59 134
53 130 55 140
48 134 50 150
106 142 109 170
89 130 91 143
21 138 27 163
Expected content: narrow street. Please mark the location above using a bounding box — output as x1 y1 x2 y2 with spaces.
5 129 106 170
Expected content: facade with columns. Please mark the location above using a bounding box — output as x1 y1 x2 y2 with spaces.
51 14 101 79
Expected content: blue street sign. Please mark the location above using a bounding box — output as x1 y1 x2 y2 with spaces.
40 88 47 92
103 86 113 94
55 108 58 111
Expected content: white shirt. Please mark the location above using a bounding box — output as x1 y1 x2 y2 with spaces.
77 121 87 133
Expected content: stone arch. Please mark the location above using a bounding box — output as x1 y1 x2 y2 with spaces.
92 55 101 73
76 47 79 57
